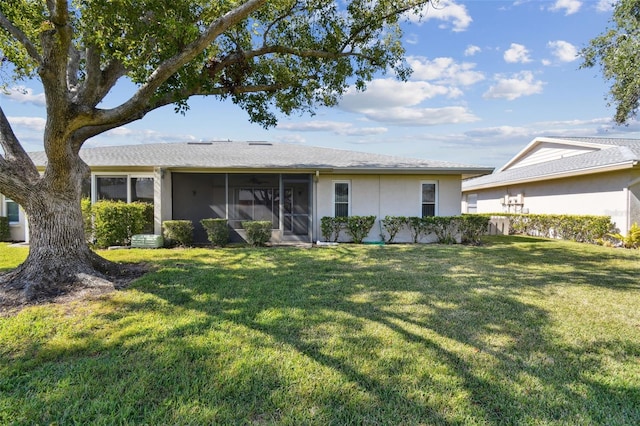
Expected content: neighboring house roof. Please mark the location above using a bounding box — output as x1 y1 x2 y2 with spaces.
30 141 493 178
462 136 640 191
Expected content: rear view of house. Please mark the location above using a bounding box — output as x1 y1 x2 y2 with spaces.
462 136 640 235
3 141 492 244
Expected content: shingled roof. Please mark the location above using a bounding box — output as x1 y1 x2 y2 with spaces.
463 136 640 191
30 141 493 177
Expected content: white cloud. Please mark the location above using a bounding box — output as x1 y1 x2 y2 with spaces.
596 0 615 12
548 40 578 62
340 78 458 113
464 126 532 139
464 45 481 56
2 86 46 107
550 0 582 15
504 43 532 64
483 71 545 100
356 106 479 126
406 0 472 32
277 121 387 136
407 56 485 86
7 116 46 131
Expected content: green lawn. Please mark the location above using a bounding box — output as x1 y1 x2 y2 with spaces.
1 236 639 425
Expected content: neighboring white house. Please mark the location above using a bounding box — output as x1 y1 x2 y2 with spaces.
3 141 493 244
462 136 640 235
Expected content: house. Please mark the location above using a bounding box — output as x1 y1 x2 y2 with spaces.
461 136 640 235
2 141 492 244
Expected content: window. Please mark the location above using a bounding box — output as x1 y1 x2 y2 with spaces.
333 181 350 217
421 181 437 217
5 199 19 223
466 193 478 213
95 175 154 203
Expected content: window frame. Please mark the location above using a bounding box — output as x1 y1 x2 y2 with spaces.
332 180 351 218
92 173 154 204
420 180 438 217
4 197 20 224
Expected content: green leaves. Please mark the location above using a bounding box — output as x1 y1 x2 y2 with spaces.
580 0 640 124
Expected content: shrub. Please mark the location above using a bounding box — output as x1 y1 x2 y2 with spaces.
0 216 9 241
345 216 376 244
459 214 490 245
242 221 272 246
320 216 347 242
500 213 614 244
92 200 153 248
429 216 459 244
407 217 431 243
201 218 229 247
608 222 640 249
163 220 194 247
381 216 407 243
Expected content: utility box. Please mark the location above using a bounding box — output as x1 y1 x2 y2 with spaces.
131 234 164 248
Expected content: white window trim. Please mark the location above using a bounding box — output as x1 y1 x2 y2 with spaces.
3 197 20 225
332 180 351 217
91 173 154 203
420 180 438 217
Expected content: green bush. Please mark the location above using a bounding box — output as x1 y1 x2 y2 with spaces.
92 200 153 248
163 220 194 247
493 213 614 244
201 218 229 247
342 216 375 243
608 222 640 249
0 216 9 241
242 221 272 246
381 216 407 243
320 216 347 242
407 217 431 243
459 214 491 245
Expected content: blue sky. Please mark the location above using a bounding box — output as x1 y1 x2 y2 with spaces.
1 0 634 168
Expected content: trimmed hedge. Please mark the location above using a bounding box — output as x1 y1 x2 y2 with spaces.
320 216 376 243
92 200 153 248
486 213 614 244
0 216 9 242
201 218 229 247
242 221 272 246
381 216 407 243
163 220 194 247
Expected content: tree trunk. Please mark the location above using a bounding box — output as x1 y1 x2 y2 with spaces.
1 186 125 303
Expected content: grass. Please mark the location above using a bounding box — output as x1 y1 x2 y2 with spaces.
1 236 639 425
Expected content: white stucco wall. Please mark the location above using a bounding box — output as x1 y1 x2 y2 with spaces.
465 170 639 235
0 193 27 242
315 174 463 243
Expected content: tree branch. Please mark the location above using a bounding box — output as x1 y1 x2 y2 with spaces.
86 0 268 128
0 8 42 65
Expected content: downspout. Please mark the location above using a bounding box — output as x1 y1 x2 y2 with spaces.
313 170 319 243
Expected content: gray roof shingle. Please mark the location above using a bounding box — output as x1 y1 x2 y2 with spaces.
463 136 640 190
30 141 493 175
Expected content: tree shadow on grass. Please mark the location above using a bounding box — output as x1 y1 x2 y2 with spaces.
2 241 639 424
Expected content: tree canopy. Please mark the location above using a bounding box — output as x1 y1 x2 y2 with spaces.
580 0 640 124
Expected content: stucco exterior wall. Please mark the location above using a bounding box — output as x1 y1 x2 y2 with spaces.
315 174 463 243
0 193 27 242
466 170 639 234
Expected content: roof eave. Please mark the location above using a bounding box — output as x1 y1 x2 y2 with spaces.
463 161 639 191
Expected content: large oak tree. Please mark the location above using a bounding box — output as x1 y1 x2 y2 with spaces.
0 0 433 301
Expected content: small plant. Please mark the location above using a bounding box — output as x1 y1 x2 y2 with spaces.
381 216 407 243
459 215 490 245
163 220 194 247
92 200 153 248
345 216 376 244
0 216 9 241
201 218 229 247
320 216 346 242
608 222 640 249
407 217 430 243
242 221 272 246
